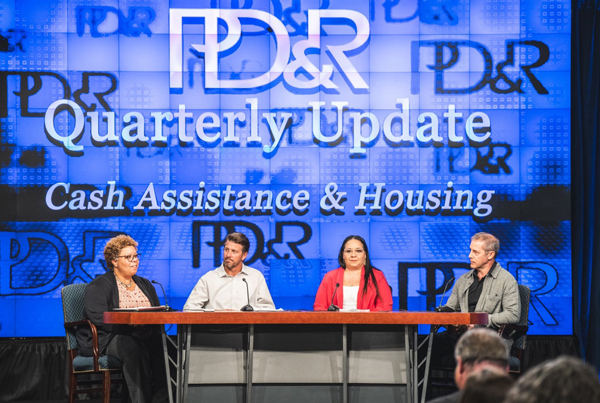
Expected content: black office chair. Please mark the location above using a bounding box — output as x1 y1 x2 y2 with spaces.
498 284 530 375
429 284 531 393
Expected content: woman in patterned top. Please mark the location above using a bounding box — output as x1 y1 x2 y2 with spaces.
76 235 168 403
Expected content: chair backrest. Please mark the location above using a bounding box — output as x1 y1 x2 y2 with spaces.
61 283 88 351
514 284 531 350
518 285 530 324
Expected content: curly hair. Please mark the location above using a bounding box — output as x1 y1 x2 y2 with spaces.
104 235 138 271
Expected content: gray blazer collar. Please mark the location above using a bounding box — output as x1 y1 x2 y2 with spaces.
467 261 499 279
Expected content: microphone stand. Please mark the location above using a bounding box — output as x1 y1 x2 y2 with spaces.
240 278 254 311
433 276 455 332
434 276 455 312
151 280 172 311
328 283 340 311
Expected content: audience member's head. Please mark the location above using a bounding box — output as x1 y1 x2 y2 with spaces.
503 355 600 403
458 368 514 403
453 328 510 389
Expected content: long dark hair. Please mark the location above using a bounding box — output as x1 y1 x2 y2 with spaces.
337 235 381 299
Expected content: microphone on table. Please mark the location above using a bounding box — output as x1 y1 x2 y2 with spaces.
328 283 340 311
151 280 172 311
434 276 455 312
240 278 254 311
433 276 455 332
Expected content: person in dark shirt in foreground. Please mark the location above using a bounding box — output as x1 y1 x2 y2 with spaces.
503 355 600 403
427 328 509 403
458 369 513 403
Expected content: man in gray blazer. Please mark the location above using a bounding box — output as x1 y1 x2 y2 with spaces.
432 232 520 367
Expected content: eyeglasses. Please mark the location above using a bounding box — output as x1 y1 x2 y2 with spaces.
344 249 364 254
117 254 141 262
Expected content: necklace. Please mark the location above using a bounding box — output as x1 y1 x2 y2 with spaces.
115 274 133 288
344 269 362 286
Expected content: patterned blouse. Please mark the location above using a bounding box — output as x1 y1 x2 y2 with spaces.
116 277 152 308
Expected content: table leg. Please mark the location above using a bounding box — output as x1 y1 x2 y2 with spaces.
342 324 348 403
407 325 435 403
413 326 420 403
246 324 254 403
180 324 191 403
168 325 187 403
162 329 174 403
420 328 434 403
405 325 413 403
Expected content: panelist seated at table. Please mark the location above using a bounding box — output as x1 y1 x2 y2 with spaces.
432 232 520 367
184 232 275 311
314 235 393 312
77 235 168 403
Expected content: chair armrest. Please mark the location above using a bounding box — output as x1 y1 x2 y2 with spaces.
65 319 102 371
498 324 528 341
64 320 90 329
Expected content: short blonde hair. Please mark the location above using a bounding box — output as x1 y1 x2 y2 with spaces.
471 232 500 258
104 235 138 271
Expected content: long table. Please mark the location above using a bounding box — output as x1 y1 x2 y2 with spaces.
104 311 488 403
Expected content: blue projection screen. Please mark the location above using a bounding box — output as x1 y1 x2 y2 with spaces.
0 0 571 336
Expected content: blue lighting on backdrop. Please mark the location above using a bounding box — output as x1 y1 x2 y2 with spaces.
0 0 571 336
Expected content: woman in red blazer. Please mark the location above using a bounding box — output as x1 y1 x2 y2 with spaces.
314 235 393 311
